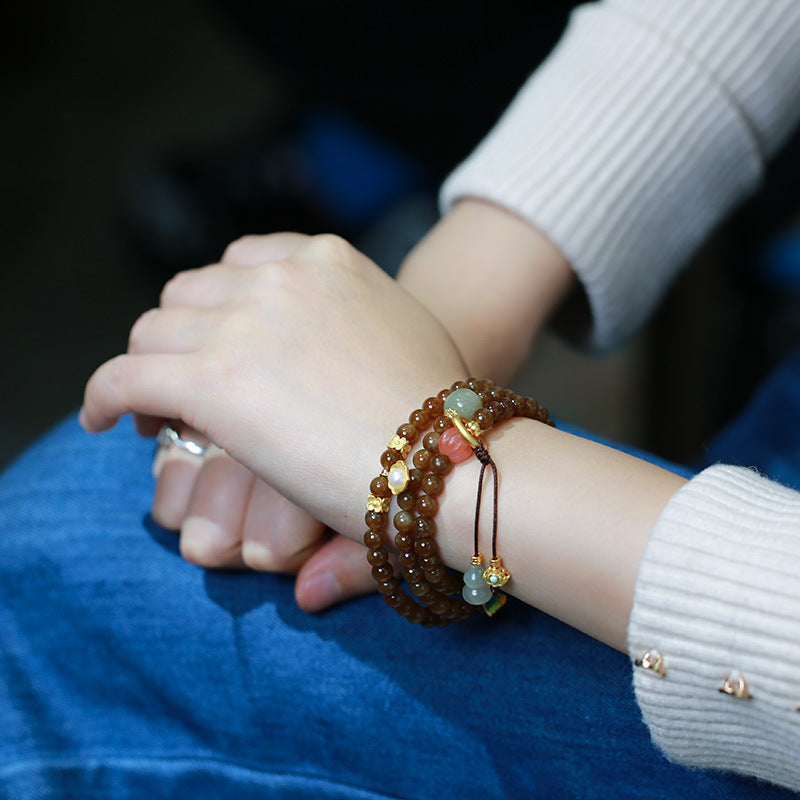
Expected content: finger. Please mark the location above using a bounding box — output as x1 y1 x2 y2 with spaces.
135 413 165 438
159 263 237 309
128 306 219 356
180 447 257 568
294 535 378 612
81 353 196 433
239 480 328 572
151 426 210 529
221 232 309 266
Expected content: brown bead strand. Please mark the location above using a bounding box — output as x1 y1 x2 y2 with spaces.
365 379 553 626
408 379 555 615
396 379 508 613
365 398 457 627
390 398 477 622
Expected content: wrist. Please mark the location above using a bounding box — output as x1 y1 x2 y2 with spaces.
398 198 575 382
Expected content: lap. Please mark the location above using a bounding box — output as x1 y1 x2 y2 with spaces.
0 415 790 798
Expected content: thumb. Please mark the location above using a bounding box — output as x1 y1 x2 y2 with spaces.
295 535 379 612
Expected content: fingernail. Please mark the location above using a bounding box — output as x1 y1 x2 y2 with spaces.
298 571 344 612
240 539 274 572
152 445 168 478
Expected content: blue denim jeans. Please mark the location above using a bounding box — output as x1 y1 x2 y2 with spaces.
2 360 800 797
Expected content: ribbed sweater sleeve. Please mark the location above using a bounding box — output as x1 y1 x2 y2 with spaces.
441 0 800 350
628 466 800 790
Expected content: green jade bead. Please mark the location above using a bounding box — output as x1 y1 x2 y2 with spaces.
462 581 493 606
463 564 487 588
443 388 483 421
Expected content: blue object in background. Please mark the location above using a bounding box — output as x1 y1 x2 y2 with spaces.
297 108 429 231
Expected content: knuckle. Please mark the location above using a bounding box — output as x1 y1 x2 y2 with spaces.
306 232 354 264
127 308 156 353
159 269 194 306
221 235 263 264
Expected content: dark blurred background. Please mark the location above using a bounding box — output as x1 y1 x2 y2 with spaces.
3 1 800 471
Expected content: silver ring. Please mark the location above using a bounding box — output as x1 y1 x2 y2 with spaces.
157 425 206 457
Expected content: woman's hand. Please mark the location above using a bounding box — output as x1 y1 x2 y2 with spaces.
81 232 469 588
142 235 392 611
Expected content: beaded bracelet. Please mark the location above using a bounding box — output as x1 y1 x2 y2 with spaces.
364 378 553 627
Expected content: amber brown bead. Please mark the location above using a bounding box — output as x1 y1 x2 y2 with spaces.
414 537 435 558
396 422 418 442
451 380 468 391
399 550 418 569
409 579 430 597
424 564 445 583
409 408 428 428
380 449 397 469
486 401 504 422
403 566 425 583
396 490 415 511
393 510 414 532
407 605 428 625
394 531 414 551
429 453 452 476
418 591 440 607
422 432 440 452
413 448 431 470
421 474 444 496
408 468 423 490
413 516 436 537
370 475 391 498
377 577 400 596
366 548 388 566
431 596 453 616
365 510 386 531
384 592 406 609
416 494 438 518
442 575 462 595
363 530 383 548
371 563 394 582
474 407 494 429
423 396 443 416
433 415 453 434
395 599 415 618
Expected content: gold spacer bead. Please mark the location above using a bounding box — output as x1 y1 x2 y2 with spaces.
366 495 390 513
443 409 482 448
387 434 411 458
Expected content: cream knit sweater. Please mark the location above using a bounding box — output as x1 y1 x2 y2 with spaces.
442 0 800 790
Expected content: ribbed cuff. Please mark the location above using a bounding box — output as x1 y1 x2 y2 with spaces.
628 465 800 790
441 2 766 350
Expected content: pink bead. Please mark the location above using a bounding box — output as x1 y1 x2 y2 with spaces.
438 427 474 464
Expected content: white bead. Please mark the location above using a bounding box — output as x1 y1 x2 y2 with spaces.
386 461 409 494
